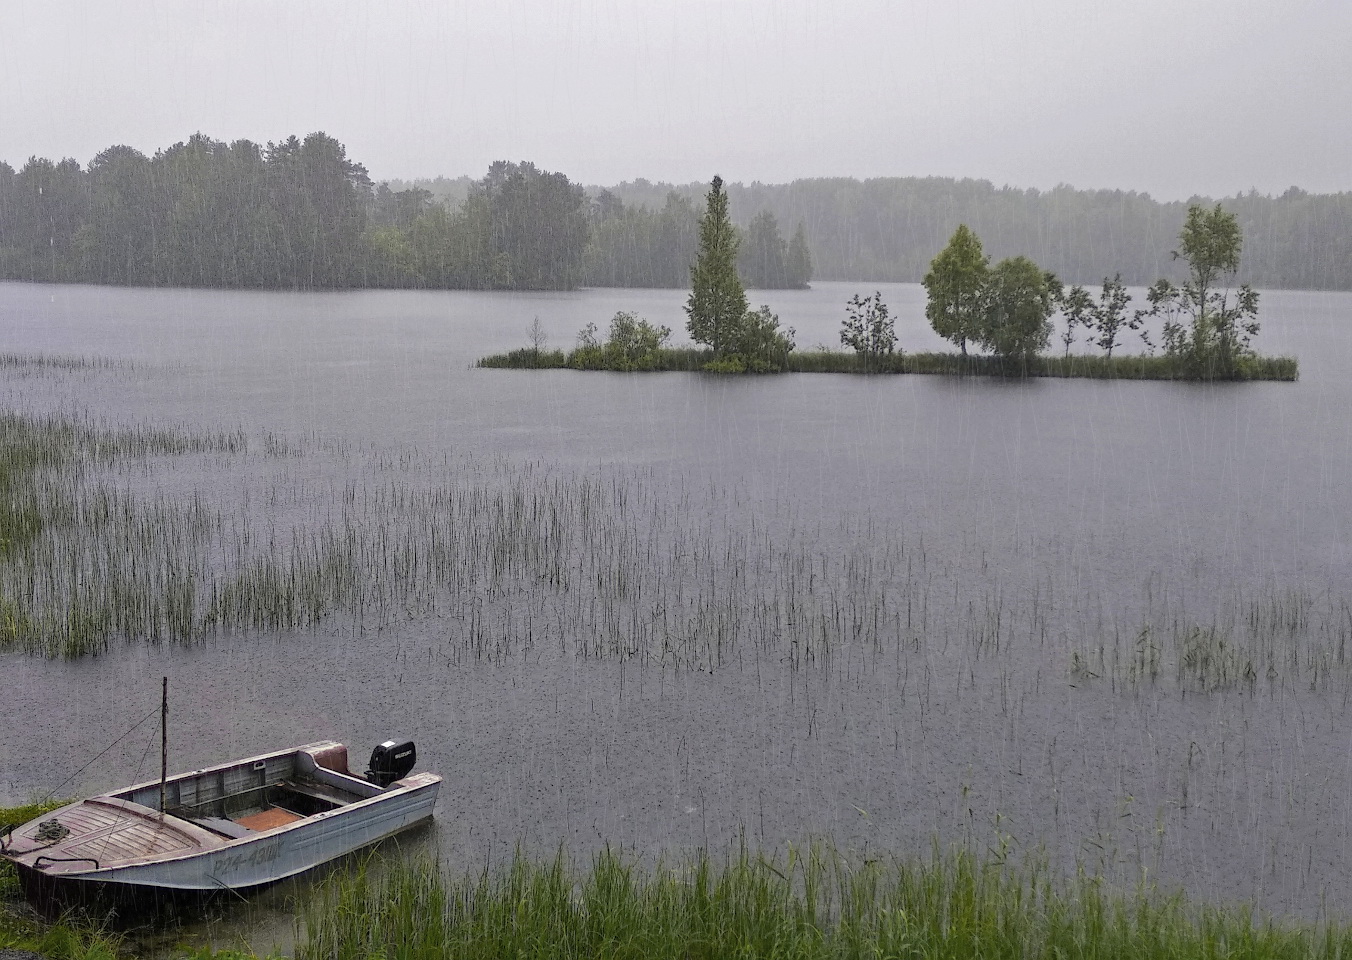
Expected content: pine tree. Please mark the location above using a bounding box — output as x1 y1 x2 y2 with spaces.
786 223 812 289
686 176 747 358
738 210 788 288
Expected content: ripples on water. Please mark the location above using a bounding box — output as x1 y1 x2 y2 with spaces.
2 280 1351 939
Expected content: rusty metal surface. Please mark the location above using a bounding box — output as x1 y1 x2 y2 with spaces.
234 807 303 832
308 742 350 775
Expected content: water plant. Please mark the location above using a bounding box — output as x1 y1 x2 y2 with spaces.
299 843 1352 960
1 404 1347 698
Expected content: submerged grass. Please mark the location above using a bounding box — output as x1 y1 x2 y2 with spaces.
478 347 1300 380
0 353 128 372
3 404 1352 692
300 844 1347 960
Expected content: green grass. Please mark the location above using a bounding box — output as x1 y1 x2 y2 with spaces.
477 346 1300 380
299 844 1349 960
0 918 121 960
1 800 123 960
1 799 69 900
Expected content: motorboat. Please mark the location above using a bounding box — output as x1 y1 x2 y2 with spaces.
0 739 439 904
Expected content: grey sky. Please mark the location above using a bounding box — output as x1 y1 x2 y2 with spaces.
3 0 1349 199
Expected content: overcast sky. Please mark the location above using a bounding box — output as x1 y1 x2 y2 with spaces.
3 0 1349 199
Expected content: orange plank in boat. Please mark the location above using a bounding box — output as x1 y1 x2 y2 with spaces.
234 807 303 832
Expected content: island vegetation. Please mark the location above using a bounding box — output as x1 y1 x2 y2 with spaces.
479 182 1296 381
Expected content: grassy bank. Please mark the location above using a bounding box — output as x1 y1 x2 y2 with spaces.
0 800 67 900
300 844 1346 960
1 801 121 960
478 346 1299 380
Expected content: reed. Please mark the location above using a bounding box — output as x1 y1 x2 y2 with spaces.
476 348 569 369
0 353 126 372
5 407 1350 697
298 843 1347 960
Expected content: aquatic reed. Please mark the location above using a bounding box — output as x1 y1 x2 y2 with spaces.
2 406 1347 695
299 843 1346 960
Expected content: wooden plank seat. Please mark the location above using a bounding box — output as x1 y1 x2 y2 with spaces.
234 807 304 832
280 778 358 808
191 816 256 840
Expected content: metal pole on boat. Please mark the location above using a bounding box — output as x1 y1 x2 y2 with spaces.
160 676 168 815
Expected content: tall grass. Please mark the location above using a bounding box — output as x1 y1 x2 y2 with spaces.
299 844 1347 960
0 353 127 372
0 917 121 960
3 407 1350 692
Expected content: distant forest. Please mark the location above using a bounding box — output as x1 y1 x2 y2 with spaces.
591 178 1352 291
2 131 1350 292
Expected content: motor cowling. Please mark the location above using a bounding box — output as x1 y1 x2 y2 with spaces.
366 740 417 787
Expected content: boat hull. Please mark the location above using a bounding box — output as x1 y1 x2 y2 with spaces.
2 741 441 910
16 776 438 895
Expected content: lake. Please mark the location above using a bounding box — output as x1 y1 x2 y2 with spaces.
2 279 1351 940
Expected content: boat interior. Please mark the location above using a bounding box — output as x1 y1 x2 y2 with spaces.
117 742 380 840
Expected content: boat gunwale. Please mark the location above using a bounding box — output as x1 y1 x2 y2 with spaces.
112 739 343 799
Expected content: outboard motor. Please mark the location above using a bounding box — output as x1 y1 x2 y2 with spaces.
366 740 417 787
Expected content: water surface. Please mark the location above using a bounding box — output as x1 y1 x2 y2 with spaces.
2 280 1351 937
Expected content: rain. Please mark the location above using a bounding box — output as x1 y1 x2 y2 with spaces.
3 1 1352 956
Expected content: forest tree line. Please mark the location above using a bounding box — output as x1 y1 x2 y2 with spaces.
0 133 807 292
0 135 594 291
2 131 1349 292
598 178 1352 291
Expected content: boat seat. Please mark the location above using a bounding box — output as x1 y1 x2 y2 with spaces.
234 806 305 831
191 816 255 840
280 778 356 807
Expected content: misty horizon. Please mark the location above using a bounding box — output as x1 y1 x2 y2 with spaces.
5 0 1349 203
5 135 1345 206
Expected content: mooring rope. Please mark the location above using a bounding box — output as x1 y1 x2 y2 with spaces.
0 705 161 855
34 704 160 805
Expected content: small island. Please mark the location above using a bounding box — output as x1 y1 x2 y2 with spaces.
479 179 1297 382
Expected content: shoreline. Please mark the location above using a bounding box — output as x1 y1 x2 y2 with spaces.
477 346 1300 381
